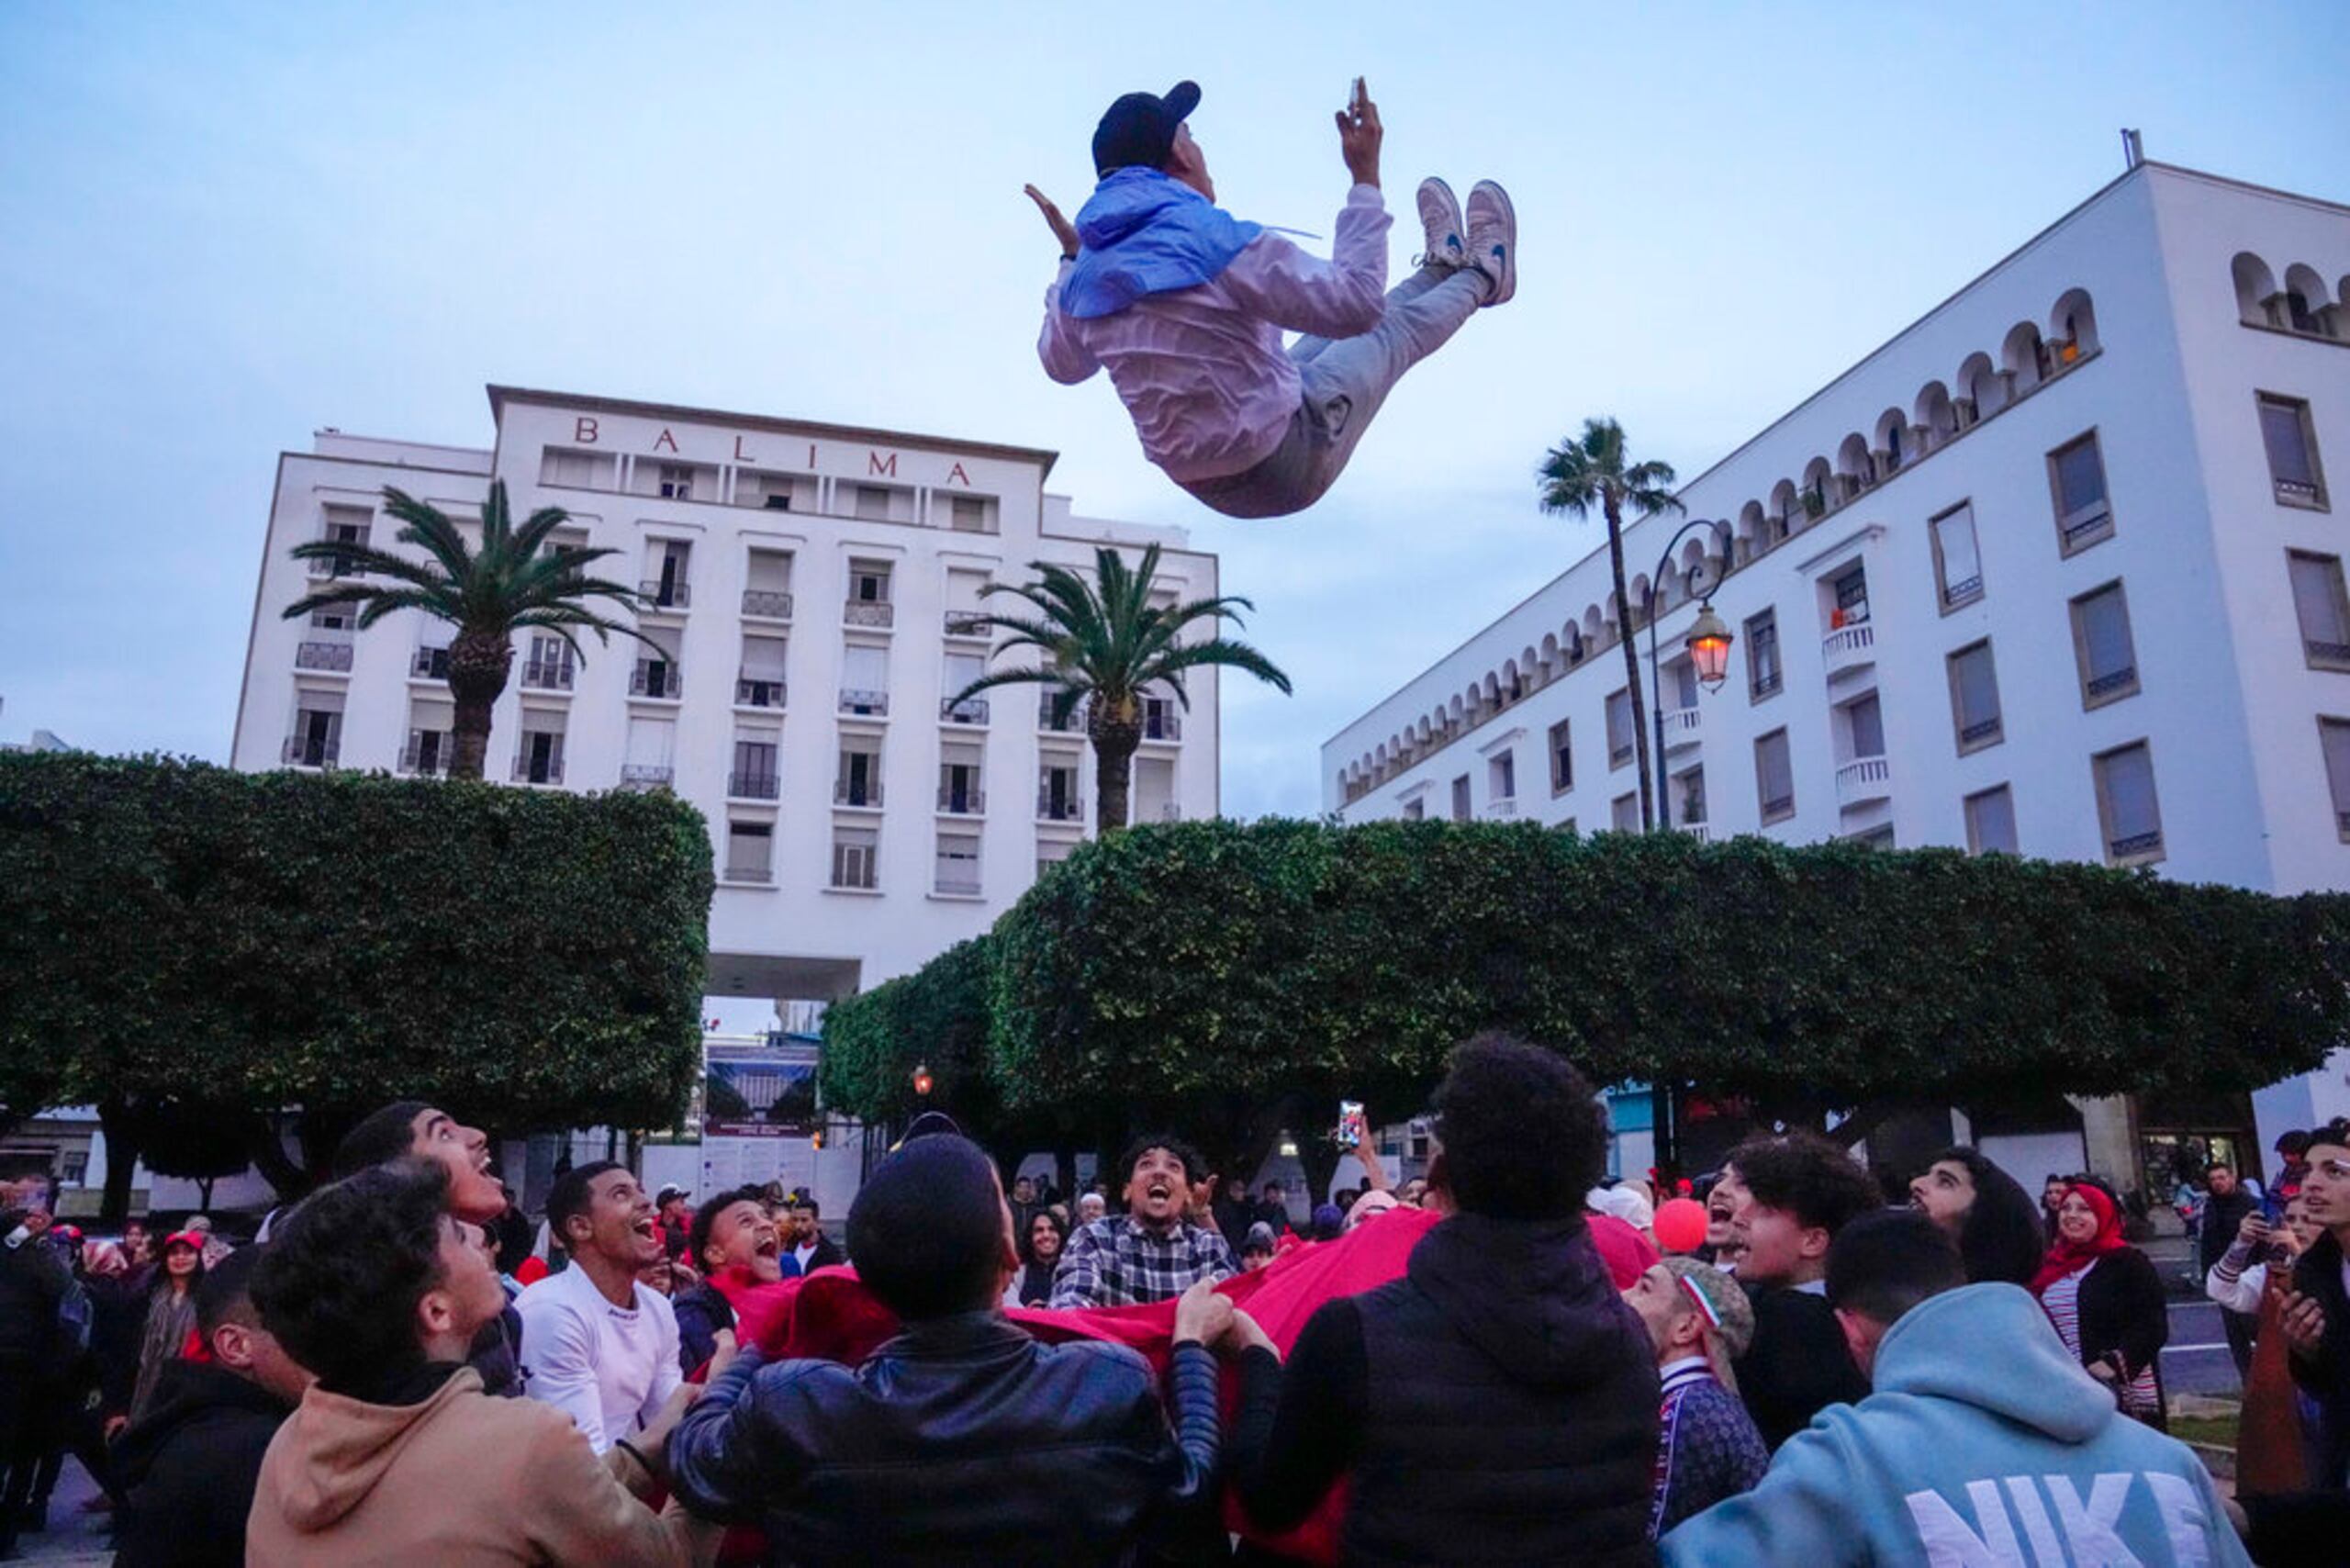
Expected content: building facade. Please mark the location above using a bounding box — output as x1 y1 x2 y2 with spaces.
1324 162 2350 1185
232 386 1220 1014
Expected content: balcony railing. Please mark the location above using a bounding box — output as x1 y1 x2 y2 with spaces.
641 579 691 610
1609 743 1634 769
722 863 775 885
1143 709 1182 741
1160 801 1183 823
2277 477 2325 508
1942 574 1984 606
1038 789 1084 823
940 697 990 725
937 787 986 814
2059 505 2113 551
1682 822 1711 843
2109 829 2163 860
631 661 684 699
741 588 794 620
839 688 890 715
944 611 990 638
2309 640 2350 666
735 678 787 709
1483 798 1518 820
1959 717 2003 746
621 764 673 790
399 738 450 777
834 778 884 808
2086 666 2138 700
411 646 451 680
1751 668 1784 700
729 771 780 801
521 658 575 690
295 641 353 672
1039 694 1085 732
282 735 339 767
1835 755 1891 805
934 873 983 897
510 754 564 784
1761 793 1795 820
845 600 895 629
1660 708 1701 747
1822 621 1876 667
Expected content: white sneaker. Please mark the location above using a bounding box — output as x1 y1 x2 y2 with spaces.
1466 180 1516 307
1415 177 1467 273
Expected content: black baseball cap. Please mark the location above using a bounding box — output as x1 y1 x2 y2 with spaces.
1092 81 1202 177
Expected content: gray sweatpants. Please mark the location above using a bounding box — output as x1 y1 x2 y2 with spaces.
1181 263 1490 520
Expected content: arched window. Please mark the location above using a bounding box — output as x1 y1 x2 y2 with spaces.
2232 252 2280 327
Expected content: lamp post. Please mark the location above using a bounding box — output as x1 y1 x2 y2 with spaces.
911 1063 934 1099
1639 519 1733 1173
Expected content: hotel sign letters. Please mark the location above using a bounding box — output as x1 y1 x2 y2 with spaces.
568 417 974 487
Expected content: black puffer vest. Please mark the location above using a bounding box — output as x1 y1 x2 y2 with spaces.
1346 1213 1661 1567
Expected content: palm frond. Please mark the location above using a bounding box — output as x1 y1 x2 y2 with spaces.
379 487 476 577
1138 636 1293 706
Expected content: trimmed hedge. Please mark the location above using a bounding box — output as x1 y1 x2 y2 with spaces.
0 753 712 1137
828 819 2350 1144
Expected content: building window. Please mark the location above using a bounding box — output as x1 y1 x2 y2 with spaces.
2048 431 2114 554
2260 394 2328 510
2321 719 2350 842
1488 750 1516 803
851 484 893 521
938 745 984 814
1401 797 1426 821
845 562 895 629
736 633 789 708
1449 775 1471 822
1843 690 1886 760
1830 565 1870 627
1039 761 1082 822
830 826 879 890
2092 741 2164 866
1930 502 1985 610
1673 766 1706 829
1610 791 1639 833
656 464 696 501
731 735 780 800
513 725 564 786
1754 729 1795 824
946 495 996 533
1745 610 1782 700
934 831 981 896
744 548 794 620
835 745 882 808
645 541 691 609
1606 689 1634 770
622 715 677 789
724 820 774 883
2290 553 2350 671
839 643 890 714
1964 785 2019 856
2069 581 2141 708
539 446 613 489
1548 720 1572 794
1946 640 2004 754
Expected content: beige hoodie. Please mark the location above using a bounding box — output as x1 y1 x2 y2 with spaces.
247 1366 702 1567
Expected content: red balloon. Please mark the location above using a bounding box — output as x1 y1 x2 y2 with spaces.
1654 1197 1709 1255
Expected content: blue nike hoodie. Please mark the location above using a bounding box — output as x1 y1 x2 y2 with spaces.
1661 1282 2248 1566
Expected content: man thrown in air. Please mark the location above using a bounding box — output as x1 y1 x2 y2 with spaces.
1030 78 1515 519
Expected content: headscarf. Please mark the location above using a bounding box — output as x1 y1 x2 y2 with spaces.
2031 1178 2129 1296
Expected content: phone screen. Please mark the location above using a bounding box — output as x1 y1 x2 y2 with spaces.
1337 1100 1368 1149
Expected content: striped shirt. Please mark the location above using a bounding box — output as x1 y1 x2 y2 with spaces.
2042 1261 2160 1418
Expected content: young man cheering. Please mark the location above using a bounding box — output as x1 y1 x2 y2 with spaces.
1029 79 1516 520
1050 1134 1236 1309
516 1160 682 1453
1623 1258 1769 1536
1662 1211 2249 1565
2280 1119 2350 1486
1724 1132 1880 1447
671 1184 793 1377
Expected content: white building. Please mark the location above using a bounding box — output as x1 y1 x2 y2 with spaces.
1324 160 2350 1189
231 385 1220 1014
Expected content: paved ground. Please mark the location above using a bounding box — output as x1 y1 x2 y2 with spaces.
10 1453 110 1564
2145 1232 2248 1402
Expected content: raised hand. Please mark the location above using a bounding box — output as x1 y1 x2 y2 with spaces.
1024 185 1080 259
1334 76 1382 189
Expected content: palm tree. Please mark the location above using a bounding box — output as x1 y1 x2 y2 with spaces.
283 480 649 780
949 543 1292 830
1537 419 1684 832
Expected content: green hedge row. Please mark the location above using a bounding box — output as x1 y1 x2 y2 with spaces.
0 753 712 1137
824 820 2350 1140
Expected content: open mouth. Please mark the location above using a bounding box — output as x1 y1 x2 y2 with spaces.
1145 1180 1175 1205
632 1217 658 1244
755 1234 780 1258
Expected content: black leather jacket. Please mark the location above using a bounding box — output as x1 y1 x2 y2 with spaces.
668 1310 1220 1566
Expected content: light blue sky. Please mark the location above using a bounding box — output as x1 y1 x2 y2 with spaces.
5 3 2344 819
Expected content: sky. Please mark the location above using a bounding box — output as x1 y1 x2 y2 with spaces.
4 2 2346 823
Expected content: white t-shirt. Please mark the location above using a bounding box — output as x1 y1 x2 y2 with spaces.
515 1262 681 1452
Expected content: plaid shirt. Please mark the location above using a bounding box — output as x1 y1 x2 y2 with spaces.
1048 1214 1237 1309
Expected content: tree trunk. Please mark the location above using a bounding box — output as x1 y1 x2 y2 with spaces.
1054 1146 1078 1202
446 631 513 782
245 1114 309 1199
1089 699 1143 831
1606 494 1653 831
96 1098 140 1226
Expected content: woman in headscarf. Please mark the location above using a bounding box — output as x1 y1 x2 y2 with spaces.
1008 1208 1069 1307
1908 1146 2046 1286
122 1230 205 1429
2031 1176 2169 1428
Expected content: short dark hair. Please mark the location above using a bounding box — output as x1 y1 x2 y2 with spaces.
1926 1147 2045 1288
2277 1130 2313 1158
1428 1033 1608 1221
332 1101 432 1181
789 1193 821 1217
1731 1133 1883 1237
1826 1209 1966 1325
252 1161 449 1391
2305 1124 2350 1157
546 1160 625 1245
1120 1134 1205 1187
689 1184 768 1267
846 1135 1005 1319
195 1243 267 1339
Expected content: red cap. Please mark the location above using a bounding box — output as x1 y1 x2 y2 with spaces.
163 1230 206 1252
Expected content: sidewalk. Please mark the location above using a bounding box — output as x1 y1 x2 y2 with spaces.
11 1457 111 1565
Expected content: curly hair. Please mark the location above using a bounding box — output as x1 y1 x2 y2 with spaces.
1119 1133 1206 1187
688 1184 770 1270
1429 1033 1609 1221
1730 1132 1884 1237
1020 1206 1069 1266
252 1160 450 1391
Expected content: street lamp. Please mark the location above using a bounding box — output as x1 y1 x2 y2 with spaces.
911 1063 934 1098
1642 519 1736 834
1686 602 1734 691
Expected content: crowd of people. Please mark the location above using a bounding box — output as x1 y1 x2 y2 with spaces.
6 1062 2350 1562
